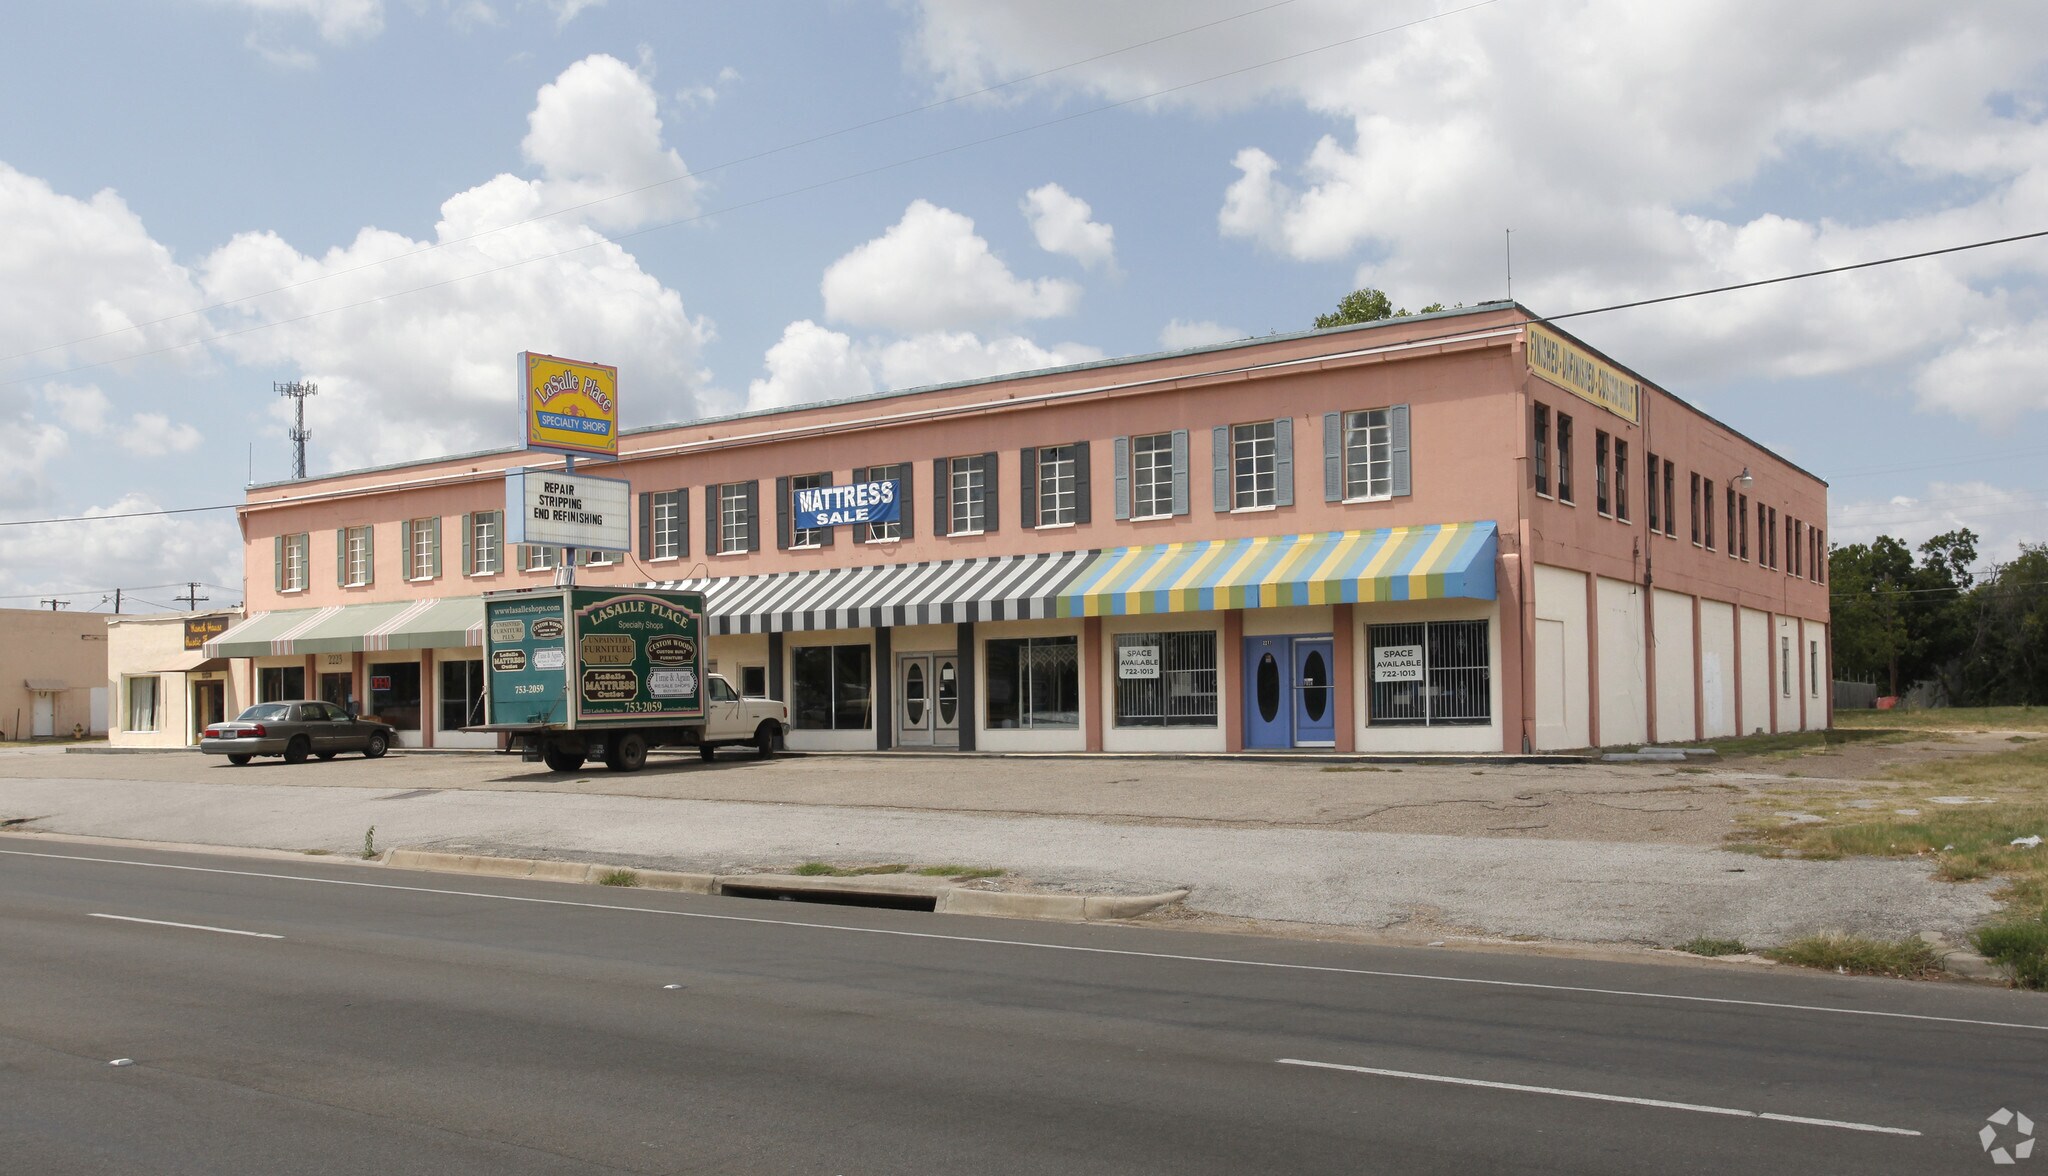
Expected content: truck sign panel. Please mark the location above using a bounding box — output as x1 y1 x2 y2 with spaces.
484 595 570 726
571 589 706 721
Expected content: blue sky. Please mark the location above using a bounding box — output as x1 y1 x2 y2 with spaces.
3 0 2045 609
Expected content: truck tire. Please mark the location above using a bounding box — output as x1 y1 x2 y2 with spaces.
605 732 649 773
540 743 586 772
754 723 776 759
698 743 717 762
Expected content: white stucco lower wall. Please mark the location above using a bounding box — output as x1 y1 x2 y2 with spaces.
1803 620 1829 730
1531 565 1590 751
1652 588 1697 744
1596 576 1647 747
1774 614 1800 733
1101 612 1226 754
1354 597 1502 754
1738 608 1770 734
1698 600 1737 739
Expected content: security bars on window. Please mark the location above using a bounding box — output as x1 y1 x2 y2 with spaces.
1367 620 1491 726
1113 631 1218 728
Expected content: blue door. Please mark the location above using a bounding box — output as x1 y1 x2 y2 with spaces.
1293 638 1335 746
1244 636 1290 748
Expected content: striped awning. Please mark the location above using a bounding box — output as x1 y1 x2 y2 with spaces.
651 548 1096 634
205 597 485 657
1053 522 1497 617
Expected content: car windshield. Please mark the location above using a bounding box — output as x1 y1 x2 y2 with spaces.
235 704 292 721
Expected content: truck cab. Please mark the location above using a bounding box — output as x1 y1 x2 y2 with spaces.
697 673 789 760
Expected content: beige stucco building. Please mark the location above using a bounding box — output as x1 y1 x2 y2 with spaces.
0 607 110 741
105 611 243 748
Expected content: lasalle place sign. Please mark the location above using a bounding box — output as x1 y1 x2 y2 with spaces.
521 351 620 458
793 479 901 530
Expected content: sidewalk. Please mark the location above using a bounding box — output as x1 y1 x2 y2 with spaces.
0 761 1996 947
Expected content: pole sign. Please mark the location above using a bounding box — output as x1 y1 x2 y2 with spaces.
505 468 631 552
793 479 901 531
521 351 620 458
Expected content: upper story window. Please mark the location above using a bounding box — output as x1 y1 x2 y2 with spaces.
466 510 502 576
1555 412 1575 504
1023 443 1089 528
340 525 373 587
950 454 988 535
856 463 909 542
276 532 309 593
786 472 828 549
404 517 439 581
1117 432 1186 521
1737 493 1749 560
1689 472 1702 545
1646 453 1661 532
643 489 685 561
1533 405 1551 497
1220 419 1293 511
1727 487 1739 559
1613 440 1630 522
522 543 556 572
585 548 616 568
716 481 757 554
1337 407 1410 502
1703 479 1715 550
1595 430 1611 515
1661 459 1676 538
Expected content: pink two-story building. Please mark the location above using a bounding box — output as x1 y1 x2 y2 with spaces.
206 302 1831 754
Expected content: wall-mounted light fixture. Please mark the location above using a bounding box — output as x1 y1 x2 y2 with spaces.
1737 466 1754 486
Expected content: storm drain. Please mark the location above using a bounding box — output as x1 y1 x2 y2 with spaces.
716 883 938 912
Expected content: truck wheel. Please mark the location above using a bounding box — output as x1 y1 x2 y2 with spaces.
604 733 649 772
698 743 717 762
540 743 586 772
754 723 777 759
284 736 311 764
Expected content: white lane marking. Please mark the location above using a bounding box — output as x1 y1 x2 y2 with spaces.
7 847 2045 1034
88 912 283 939
1277 1058 1922 1137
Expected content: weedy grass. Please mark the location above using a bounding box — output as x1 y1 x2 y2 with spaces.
915 865 1004 879
597 869 640 887
1702 727 1927 760
1674 936 1748 957
1974 921 2048 990
1835 706 2048 733
1765 933 1942 979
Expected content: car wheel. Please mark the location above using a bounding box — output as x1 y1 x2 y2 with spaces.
604 732 649 773
316 751 338 761
284 736 311 764
754 723 776 759
363 731 389 759
698 743 716 762
228 754 252 766
541 743 586 772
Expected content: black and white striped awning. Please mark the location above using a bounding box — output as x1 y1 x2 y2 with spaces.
650 548 1096 634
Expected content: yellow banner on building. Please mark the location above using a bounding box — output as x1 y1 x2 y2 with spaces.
1525 324 1639 424
522 351 619 457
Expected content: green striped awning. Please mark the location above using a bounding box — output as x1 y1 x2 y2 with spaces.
204 597 488 657
1053 522 1497 618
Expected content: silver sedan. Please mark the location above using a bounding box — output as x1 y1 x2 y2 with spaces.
200 701 395 765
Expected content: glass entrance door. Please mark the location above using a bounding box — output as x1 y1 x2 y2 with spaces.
1292 638 1335 746
897 653 960 748
1244 634 1336 748
932 654 959 747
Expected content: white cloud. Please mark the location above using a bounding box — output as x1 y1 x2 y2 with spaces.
1021 183 1115 270
41 383 113 435
1158 319 1242 350
117 413 204 457
821 200 1080 332
214 0 383 45
544 0 605 27
195 54 722 473
907 0 2048 422
0 396 69 510
871 331 1102 390
676 66 740 111
1830 480 2048 564
0 495 244 606
1913 319 2048 427
747 320 877 411
746 321 1102 412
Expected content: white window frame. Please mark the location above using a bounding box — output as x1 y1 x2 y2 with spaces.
1131 432 1174 520
125 675 160 733
790 472 827 549
720 482 750 554
650 491 682 560
470 511 501 576
584 549 616 567
282 532 308 593
864 465 903 543
525 544 557 572
1036 445 1076 528
1232 421 1277 511
950 456 986 535
409 517 436 581
1342 408 1394 502
343 526 372 586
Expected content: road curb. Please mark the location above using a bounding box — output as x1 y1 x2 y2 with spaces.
380 848 1186 921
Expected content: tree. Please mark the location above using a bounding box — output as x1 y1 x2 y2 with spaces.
1829 529 1979 697
1314 289 1464 328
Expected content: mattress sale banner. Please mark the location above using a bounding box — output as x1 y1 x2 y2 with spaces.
793 479 901 530
521 351 619 457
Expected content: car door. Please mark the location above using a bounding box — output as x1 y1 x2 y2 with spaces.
319 702 362 752
706 675 745 740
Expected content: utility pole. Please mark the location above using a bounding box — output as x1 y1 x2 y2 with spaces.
40 598 69 611
277 380 318 480
175 583 209 611
113 588 121 614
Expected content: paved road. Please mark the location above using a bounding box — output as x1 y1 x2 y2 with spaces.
2 843 2041 1174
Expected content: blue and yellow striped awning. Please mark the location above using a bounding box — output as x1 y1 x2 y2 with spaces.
1053 522 1497 617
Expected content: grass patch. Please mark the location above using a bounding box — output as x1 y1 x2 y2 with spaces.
915 865 1004 879
792 861 838 876
1974 921 2048 989
1836 706 2048 733
1322 765 1387 773
789 861 910 877
1675 936 1748 957
597 869 639 887
1883 738 2048 792
1765 933 1941 978
1702 727 1922 759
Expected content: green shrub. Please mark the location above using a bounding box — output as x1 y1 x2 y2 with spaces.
1973 921 2048 990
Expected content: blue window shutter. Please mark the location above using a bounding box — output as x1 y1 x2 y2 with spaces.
274 535 285 592
1274 416 1294 507
1212 426 1230 512
1323 412 1342 502
1391 404 1412 497
1112 436 1130 521
1171 429 1189 516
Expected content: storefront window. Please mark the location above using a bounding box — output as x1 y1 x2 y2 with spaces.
985 636 1079 729
260 665 305 702
1113 631 1217 728
369 661 421 731
791 644 871 729
439 659 485 732
1367 620 1490 726
126 676 160 732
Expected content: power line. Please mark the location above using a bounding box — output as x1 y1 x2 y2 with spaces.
0 0 1509 390
0 503 238 528
0 0 1312 369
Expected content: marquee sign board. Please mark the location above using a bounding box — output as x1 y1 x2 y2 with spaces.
504 468 631 553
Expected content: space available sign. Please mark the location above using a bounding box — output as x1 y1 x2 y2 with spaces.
504 467 631 552
1372 644 1425 683
793 479 900 530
